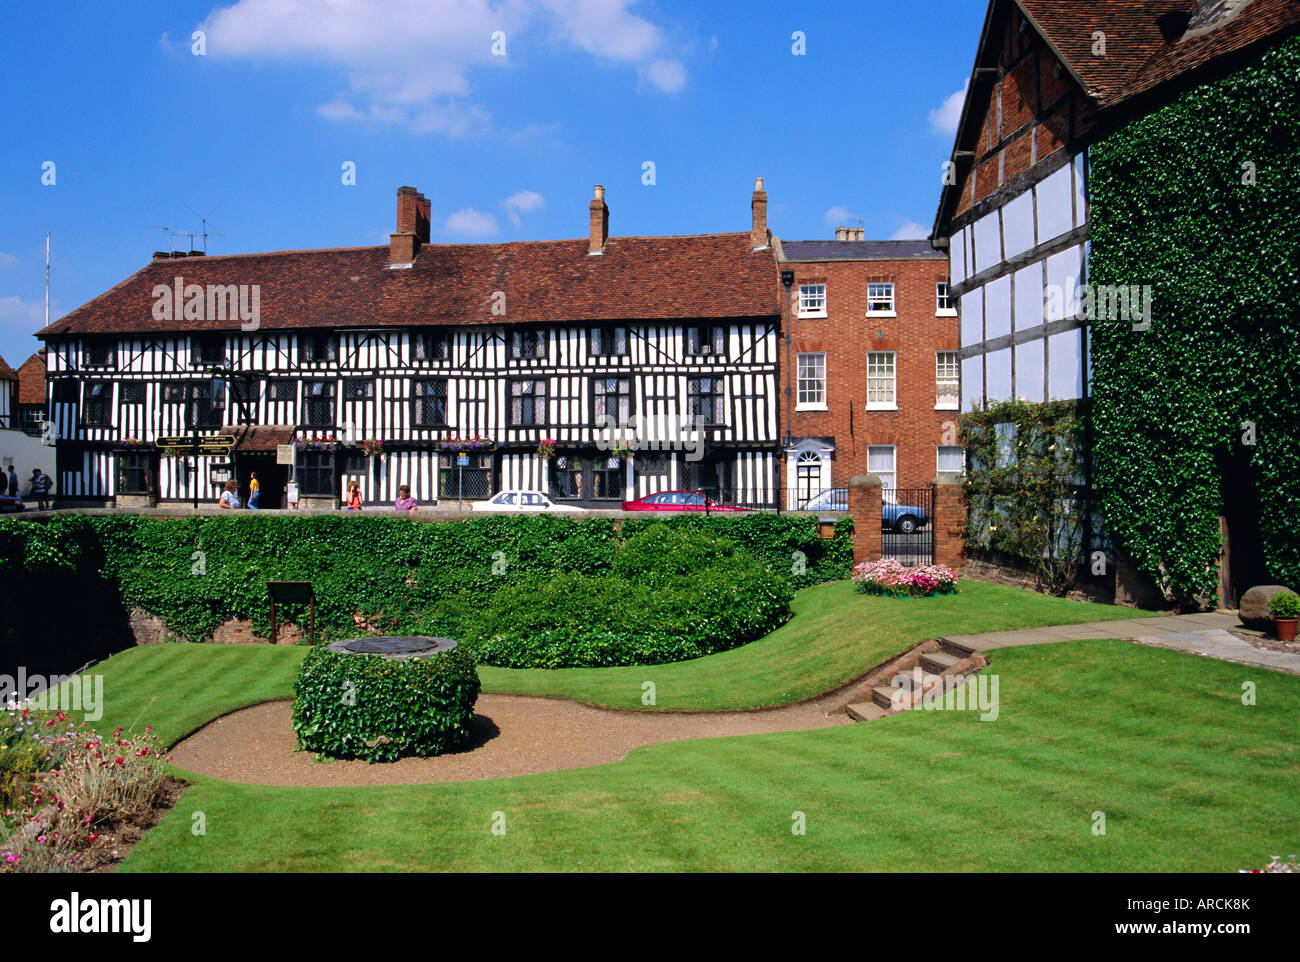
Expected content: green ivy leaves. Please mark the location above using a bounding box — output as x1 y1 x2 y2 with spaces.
1088 34 1300 604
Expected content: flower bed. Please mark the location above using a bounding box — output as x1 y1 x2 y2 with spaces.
1 705 173 872
852 559 959 598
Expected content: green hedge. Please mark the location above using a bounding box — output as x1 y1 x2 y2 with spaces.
292 645 480 763
433 527 795 668
1088 34 1300 603
0 513 851 663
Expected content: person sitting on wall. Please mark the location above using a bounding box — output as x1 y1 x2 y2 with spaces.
346 479 363 511
394 484 418 516
218 479 241 509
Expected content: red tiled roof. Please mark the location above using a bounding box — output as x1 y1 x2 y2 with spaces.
933 0 1300 237
0 355 15 381
15 353 46 404
39 233 782 337
1018 0 1300 108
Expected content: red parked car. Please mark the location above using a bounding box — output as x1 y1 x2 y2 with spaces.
620 490 751 512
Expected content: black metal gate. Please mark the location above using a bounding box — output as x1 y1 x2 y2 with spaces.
882 485 934 566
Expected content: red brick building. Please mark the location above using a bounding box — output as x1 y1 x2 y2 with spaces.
774 233 959 509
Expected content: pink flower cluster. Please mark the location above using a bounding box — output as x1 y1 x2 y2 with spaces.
852 559 959 598
439 435 493 450
1 714 170 872
1240 855 1297 873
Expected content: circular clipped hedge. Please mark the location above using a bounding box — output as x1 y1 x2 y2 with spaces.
424 524 796 669
291 645 481 763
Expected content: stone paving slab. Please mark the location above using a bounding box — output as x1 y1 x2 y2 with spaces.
1088 619 1187 636
959 629 1073 650
1132 629 1300 675
947 611 1300 675
1032 623 1133 639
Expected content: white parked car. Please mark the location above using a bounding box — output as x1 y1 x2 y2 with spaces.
470 489 587 513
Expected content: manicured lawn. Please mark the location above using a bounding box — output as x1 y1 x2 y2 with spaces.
477 578 1147 709
72 579 1145 741
121 640 1300 872
80 644 306 746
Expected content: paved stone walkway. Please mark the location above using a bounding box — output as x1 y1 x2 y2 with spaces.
940 611 1300 675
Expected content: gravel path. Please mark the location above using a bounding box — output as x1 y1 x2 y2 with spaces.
169 693 853 787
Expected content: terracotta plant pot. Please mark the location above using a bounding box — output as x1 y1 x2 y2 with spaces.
1275 618 1298 643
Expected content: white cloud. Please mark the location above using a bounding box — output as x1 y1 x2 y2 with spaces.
442 208 500 237
200 0 688 135
501 190 545 228
538 0 661 61
0 252 16 267
0 295 46 332
823 205 859 226
637 58 687 94
890 220 929 241
317 99 492 138
929 80 969 136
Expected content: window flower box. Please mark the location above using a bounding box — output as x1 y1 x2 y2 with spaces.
438 435 493 451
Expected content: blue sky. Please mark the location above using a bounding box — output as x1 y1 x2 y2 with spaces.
0 0 985 367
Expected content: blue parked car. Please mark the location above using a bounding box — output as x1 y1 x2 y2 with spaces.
799 488 928 533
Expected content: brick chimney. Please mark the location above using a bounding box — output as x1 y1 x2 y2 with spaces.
391 185 430 265
835 226 848 241
589 185 609 255
751 177 768 250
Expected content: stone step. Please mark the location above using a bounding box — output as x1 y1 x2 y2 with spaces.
918 650 961 674
870 685 899 710
936 636 981 659
845 702 887 722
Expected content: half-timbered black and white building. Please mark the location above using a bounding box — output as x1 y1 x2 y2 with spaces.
38 182 783 508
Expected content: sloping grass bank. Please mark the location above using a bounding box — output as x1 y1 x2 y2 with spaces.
71 579 1145 743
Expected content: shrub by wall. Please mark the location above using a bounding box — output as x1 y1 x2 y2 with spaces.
292 646 480 763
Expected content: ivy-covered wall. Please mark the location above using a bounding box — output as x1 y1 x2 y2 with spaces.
1087 34 1300 604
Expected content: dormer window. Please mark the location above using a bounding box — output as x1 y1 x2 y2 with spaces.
589 327 628 357
193 334 225 366
413 329 450 362
510 329 547 360
82 340 115 368
300 333 338 363
686 325 726 357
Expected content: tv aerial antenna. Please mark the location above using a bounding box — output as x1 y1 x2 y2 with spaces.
185 202 225 253
148 225 174 250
